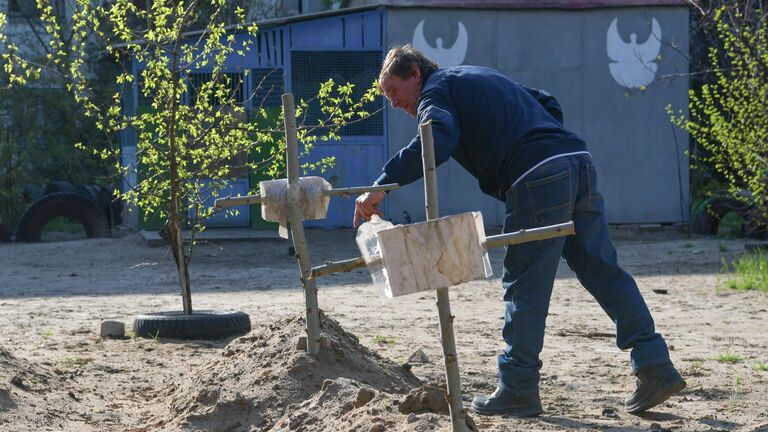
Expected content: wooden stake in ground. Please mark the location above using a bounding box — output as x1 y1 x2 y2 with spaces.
420 120 469 432
282 93 321 356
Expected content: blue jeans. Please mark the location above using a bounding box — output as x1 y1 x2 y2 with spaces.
497 154 671 394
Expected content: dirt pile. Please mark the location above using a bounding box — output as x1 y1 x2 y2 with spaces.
149 313 458 432
0 347 78 431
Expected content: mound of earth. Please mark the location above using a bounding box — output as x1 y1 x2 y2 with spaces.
0 347 78 430
148 313 461 432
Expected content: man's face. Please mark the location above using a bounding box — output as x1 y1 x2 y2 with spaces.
380 65 422 117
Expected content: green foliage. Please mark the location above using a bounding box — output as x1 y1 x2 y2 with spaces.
0 3 114 228
669 5 768 223
44 216 86 234
716 353 743 364
716 212 743 238
720 251 768 292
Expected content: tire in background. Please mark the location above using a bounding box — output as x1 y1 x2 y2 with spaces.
690 194 750 235
15 192 111 242
132 311 251 340
75 184 119 226
0 223 10 242
743 212 768 240
43 180 77 195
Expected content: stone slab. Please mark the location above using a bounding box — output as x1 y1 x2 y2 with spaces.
377 212 490 297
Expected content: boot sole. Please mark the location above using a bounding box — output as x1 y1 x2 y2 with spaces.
471 403 544 417
625 378 686 414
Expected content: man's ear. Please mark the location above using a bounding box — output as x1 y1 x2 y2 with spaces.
411 64 421 81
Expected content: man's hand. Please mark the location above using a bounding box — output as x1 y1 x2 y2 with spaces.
353 191 386 228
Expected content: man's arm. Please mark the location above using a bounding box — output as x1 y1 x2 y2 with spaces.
354 89 460 227
375 92 461 187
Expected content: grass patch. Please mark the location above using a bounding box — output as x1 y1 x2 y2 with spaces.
371 335 396 346
716 212 743 238
720 251 768 292
44 216 85 234
756 361 768 372
60 356 92 368
719 243 728 253
716 353 743 364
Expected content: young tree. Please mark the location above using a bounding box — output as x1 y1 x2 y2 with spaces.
1 0 379 314
670 2 768 223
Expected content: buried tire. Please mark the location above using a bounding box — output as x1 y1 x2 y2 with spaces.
15 192 111 242
690 194 750 235
132 311 251 340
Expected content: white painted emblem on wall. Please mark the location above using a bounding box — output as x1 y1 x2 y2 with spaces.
607 17 662 89
412 20 468 67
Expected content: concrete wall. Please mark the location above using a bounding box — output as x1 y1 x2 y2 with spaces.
385 6 689 225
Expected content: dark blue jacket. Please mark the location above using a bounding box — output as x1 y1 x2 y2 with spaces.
375 66 587 201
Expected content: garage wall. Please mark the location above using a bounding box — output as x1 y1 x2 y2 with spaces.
384 6 689 225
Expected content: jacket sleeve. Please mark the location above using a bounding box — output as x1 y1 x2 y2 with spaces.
375 88 461 187
521 84 564 124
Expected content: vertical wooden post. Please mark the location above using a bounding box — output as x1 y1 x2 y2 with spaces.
420 121 468 432
282 93 320 355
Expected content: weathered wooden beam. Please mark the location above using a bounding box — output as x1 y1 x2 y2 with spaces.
283 93 321 356
484 221 575 250
310 222 574 282
310 256 367 279
421 121 469 432
323 183 400 197
214 184 400 209
214 193 262 209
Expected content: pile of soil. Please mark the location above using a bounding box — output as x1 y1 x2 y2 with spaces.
145 313 457 432
0 348 78 430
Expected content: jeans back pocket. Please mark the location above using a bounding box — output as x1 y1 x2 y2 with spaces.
526 168 573 226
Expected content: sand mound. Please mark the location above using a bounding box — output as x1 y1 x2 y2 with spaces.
149 313 457 432
0 347 77 430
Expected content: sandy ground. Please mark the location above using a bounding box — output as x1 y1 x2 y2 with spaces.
0 227 767 431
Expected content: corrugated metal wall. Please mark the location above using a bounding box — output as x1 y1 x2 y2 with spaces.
285 11 387 229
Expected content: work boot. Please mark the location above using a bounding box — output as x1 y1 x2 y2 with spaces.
471 386 543 417
625 364 686 414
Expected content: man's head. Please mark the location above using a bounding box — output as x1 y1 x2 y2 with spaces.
378 44 437 117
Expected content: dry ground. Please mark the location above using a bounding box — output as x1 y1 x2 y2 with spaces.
0 227 767 431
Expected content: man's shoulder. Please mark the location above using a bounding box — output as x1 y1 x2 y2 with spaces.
445 65 504 77
424 66 504 91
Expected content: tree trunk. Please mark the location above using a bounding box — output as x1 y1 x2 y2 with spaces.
168 195 192 315
166 42 192 315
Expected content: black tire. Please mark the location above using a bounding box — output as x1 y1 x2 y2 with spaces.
0 223 10 242
75 184 109 207
43 180 77 195
743 212 768 240
691 193 751 235
132 311 251 340
15 192 111 242
75 184 118 226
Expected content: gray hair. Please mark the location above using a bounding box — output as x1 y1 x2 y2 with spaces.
379 44 438 84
